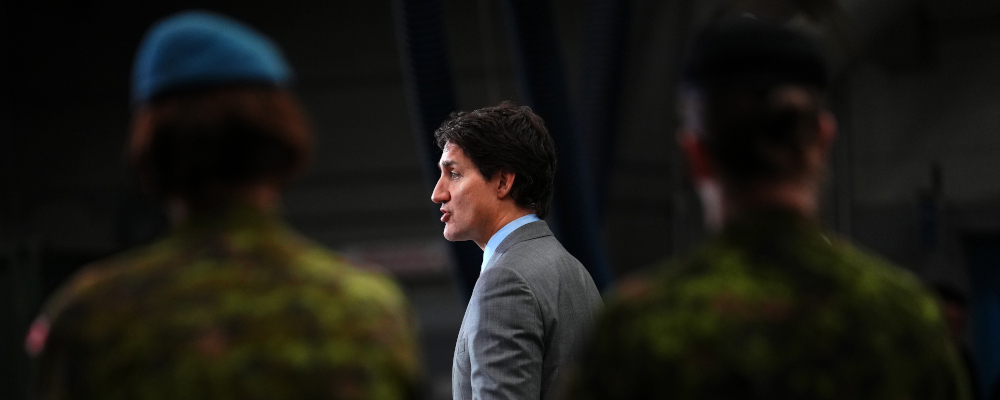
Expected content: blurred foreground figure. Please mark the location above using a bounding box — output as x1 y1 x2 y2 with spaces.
27 11 419 399
564 18 968 400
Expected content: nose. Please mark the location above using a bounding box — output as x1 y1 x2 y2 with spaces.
431 175 449 204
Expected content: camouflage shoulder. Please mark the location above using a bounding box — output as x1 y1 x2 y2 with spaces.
284 234 410 310
340 265 411 313
280 235 420 387
611 239 737 297
38 239 177 321
605 253 705 313
831 237 945 325
606 257 671 304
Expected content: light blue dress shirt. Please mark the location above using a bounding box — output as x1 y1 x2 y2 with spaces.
481 214 540 271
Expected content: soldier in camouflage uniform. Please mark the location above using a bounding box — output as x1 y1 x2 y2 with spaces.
563 18 969 400
26 11 420 399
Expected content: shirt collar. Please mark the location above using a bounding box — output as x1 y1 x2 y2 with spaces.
482 214 540 271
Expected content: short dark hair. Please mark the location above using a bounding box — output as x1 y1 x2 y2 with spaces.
434 101 557 219
129 85 312 203
688 85 824 185
681 18 829 186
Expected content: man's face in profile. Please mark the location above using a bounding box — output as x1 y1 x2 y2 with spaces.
432 142 500 246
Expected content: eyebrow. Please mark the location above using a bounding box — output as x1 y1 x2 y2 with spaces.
439 160 457 168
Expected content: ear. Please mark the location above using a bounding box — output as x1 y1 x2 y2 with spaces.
816 109 837 152
803 110 838 172
677 128 714 182
495 171 516 199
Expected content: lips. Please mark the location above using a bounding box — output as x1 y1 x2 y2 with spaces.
440 209 451 222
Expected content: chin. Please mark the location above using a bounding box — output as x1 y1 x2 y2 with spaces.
442 227 464 242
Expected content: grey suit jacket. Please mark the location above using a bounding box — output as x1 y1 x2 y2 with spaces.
452 220 604 400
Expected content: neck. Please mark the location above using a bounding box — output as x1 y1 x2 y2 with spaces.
168 185 281 225
701 178 818 232
474 208 533 250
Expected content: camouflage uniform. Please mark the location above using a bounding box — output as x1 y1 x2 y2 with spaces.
30 205 420 400
565 210 969 400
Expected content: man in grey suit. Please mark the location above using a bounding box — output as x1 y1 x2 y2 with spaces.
431 102 604 400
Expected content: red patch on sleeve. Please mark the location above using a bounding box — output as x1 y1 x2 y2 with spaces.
25 318 50 357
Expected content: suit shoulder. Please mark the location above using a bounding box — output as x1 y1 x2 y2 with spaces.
494 235 578 271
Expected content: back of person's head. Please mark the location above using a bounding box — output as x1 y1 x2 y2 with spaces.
680 17 830 188
433 101 557 218
127 11 312 204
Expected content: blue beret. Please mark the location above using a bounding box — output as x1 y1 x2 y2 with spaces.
131 10 293 104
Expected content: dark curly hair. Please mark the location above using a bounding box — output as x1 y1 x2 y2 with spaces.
434 101 557 218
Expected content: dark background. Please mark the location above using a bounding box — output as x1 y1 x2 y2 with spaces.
3 0 1000 399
